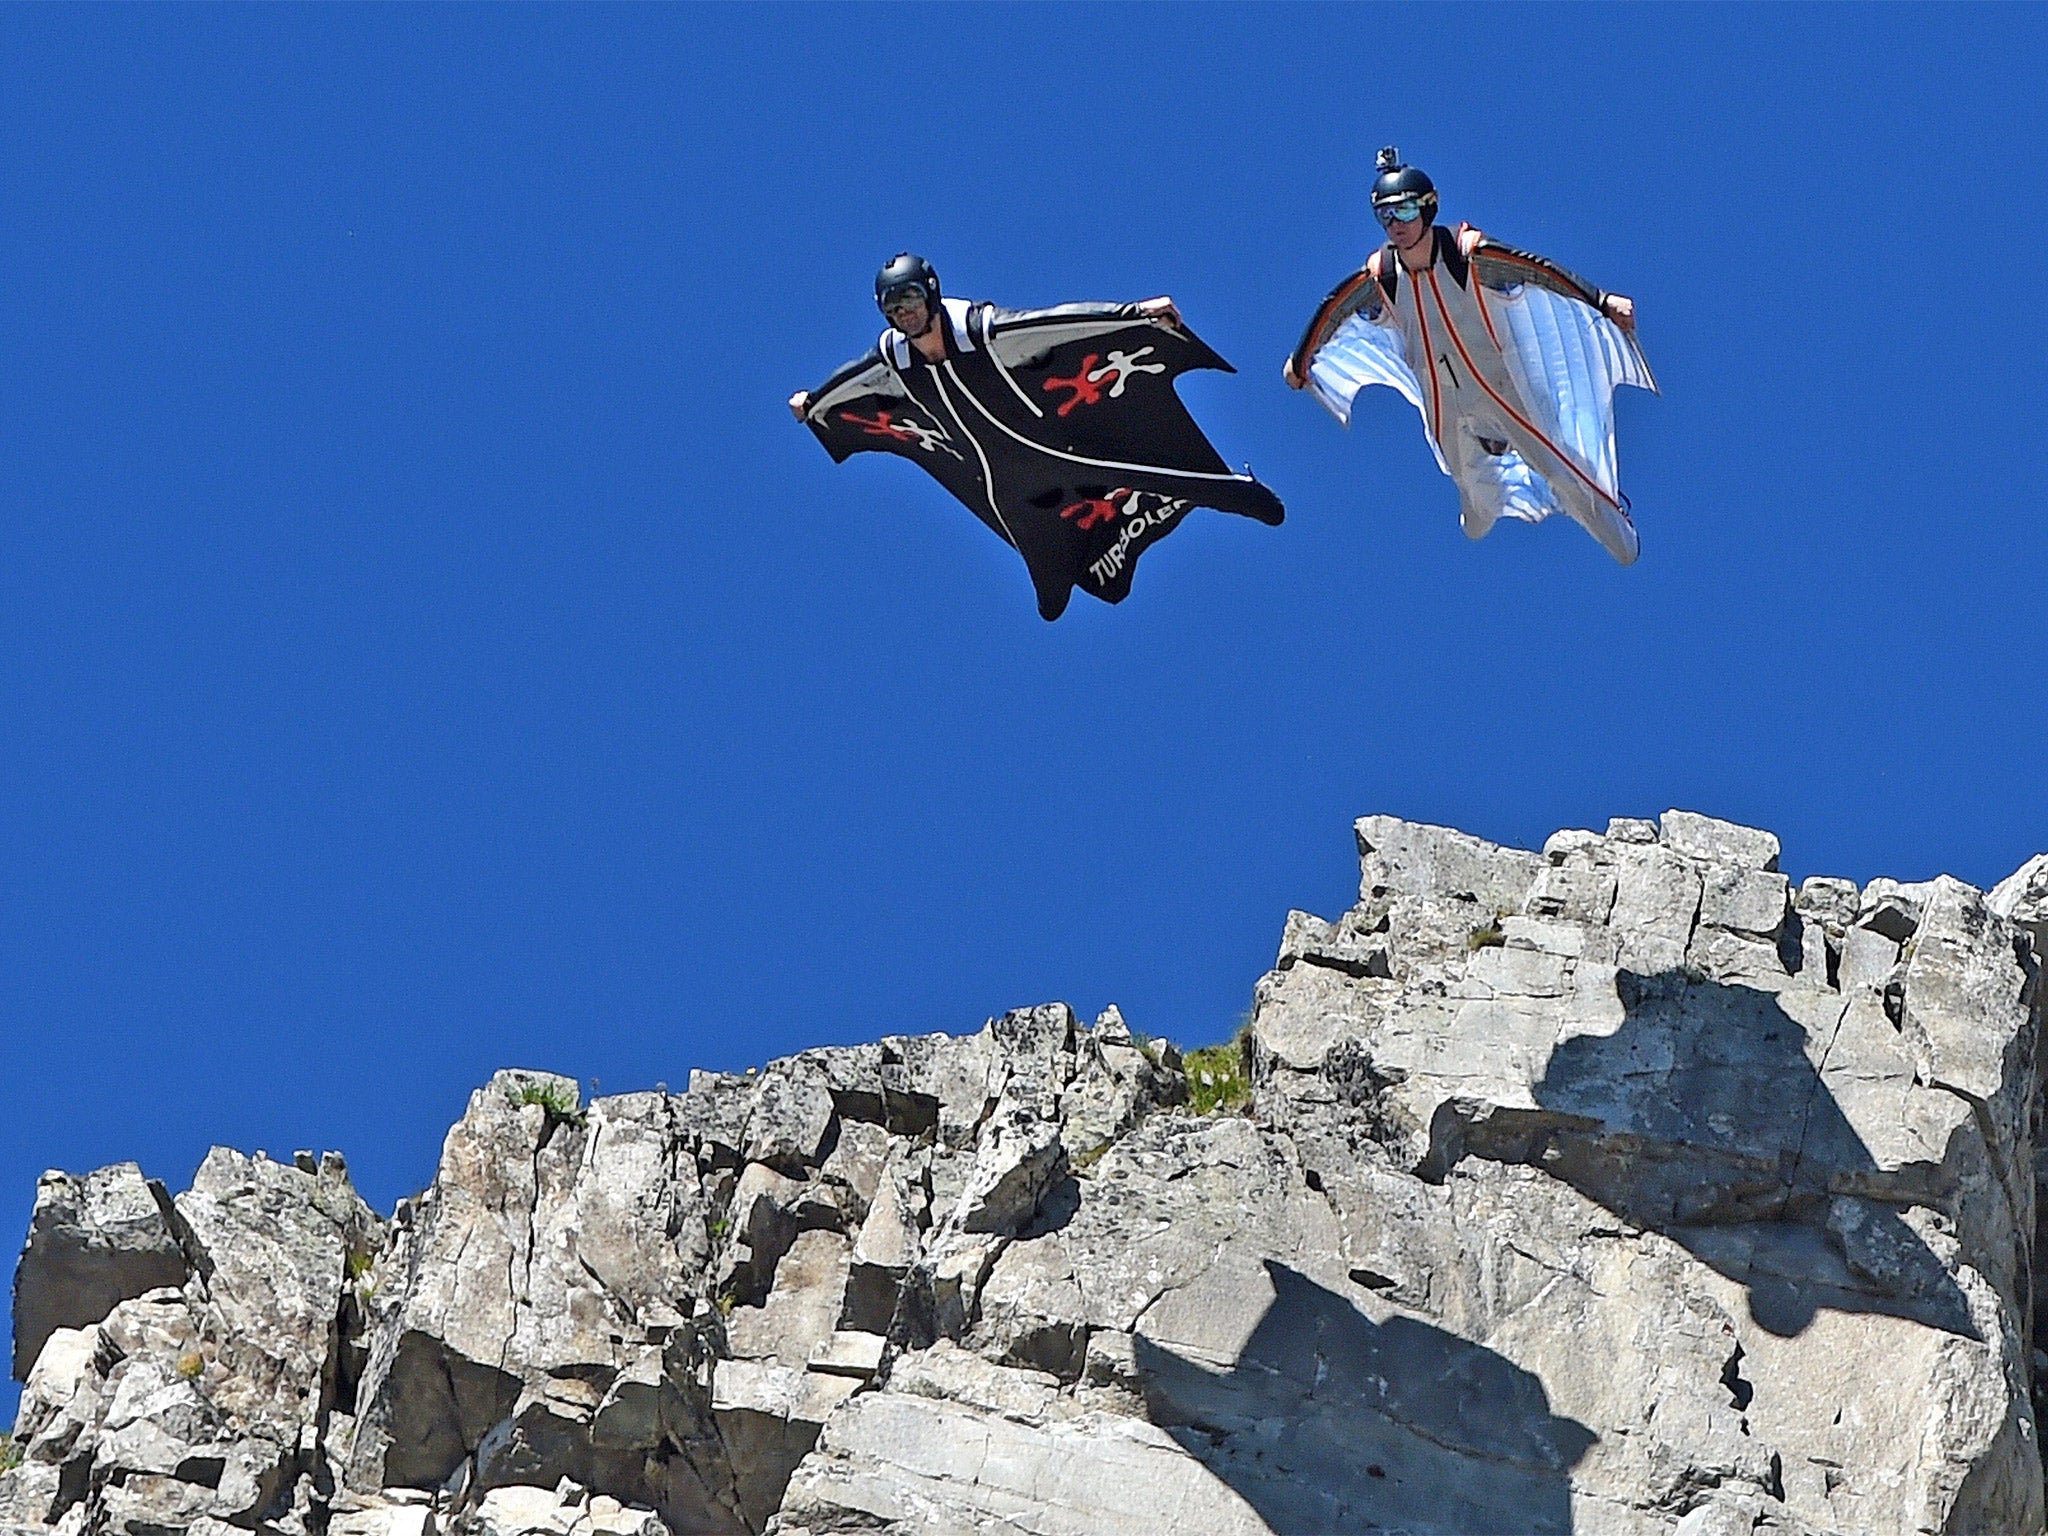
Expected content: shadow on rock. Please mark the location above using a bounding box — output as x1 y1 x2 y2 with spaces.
1442 971 1977 1340
1135 1262 1595 1535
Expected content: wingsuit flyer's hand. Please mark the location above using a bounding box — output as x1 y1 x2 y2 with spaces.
1135 296 1182 329
788 390 813 421
1601 294 1636 333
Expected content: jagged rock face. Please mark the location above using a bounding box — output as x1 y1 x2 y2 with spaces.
4 812 2044 1536
1244 814 2043 1535
333 1009 1179 1535
3 1148 382 1535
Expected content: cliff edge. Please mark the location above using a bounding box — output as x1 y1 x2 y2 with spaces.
6 811 2046 1536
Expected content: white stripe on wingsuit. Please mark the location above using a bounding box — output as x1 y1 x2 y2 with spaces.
942 361 1253 485
980 307 1045 419
927 367 1018 550
941 298 976 353
811 360 902 419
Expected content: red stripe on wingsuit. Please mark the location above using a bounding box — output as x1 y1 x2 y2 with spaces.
1424 268 1618 511
1458 226 1505 351
1409 264 1444 442
1470 263 1505 351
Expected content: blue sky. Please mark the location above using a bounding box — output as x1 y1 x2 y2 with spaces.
2 4 2043 1390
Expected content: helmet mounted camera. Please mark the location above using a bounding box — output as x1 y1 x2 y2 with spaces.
1370 146 1438 229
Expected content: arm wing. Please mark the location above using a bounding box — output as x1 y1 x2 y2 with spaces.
982 305 1244 476
1305 311 1427 429
981 302 1234 375
1289 266 1443 466
1483 278 1656 507
801 352 972 475
797 351 998 541
802 354 925 463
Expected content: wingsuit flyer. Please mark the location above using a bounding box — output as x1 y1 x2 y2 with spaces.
794 254 1283 621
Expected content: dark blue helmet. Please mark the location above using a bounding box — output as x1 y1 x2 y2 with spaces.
1371 147 1438 228
875 253 941 318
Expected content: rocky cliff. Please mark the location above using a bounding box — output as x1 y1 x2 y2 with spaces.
6 812 2047 1536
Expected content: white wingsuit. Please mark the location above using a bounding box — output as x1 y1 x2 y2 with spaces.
1289 222 1657 564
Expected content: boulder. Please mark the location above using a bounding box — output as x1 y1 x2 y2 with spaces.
1659 809 1782 871
950 1103 1067 1237
470 1481 671 1536
11 1164 186 1379
743 1063 836 1176
11 1326 99 1451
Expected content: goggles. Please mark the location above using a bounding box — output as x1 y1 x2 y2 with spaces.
1374 197 1429 226
879 286 930 316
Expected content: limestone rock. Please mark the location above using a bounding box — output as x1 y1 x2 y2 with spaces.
12 1326 98 1453
743 1063 835 1176
1241 814 2043 1535
0 1148 385 1536
1058 1007 1184 1159
346 1073 742 1533
1659 808 1782 871
0 1459 63 1526
1795 874 1861 931
11 1163 186 1379
1991 851 2048 959
1860 875 1935 942
950 1103 1067 1236
770 1341 1272 1536
803 1332 883 1380
842 1146 923 1335
725 1230 850 1371
329 1501 437 1536
468 1482 670 1536
176 1147 383 1435
709 1362 858 1533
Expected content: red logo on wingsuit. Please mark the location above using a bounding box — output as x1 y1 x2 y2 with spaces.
1058 489 1131 530
840 409 954 455
1042 348 1168 417
841 408 921 442
1044 356 1110 417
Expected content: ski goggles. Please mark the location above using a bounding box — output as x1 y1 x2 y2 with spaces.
1374 197 1430 226
879 286 930 316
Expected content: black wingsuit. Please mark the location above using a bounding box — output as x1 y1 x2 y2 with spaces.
800 297 1282 620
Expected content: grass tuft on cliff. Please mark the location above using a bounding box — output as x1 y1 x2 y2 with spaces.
509 1078 586 1127
1183 1028 1252 1116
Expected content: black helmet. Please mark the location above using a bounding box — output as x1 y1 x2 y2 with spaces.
1370 147 1437 227
875 253 941 322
